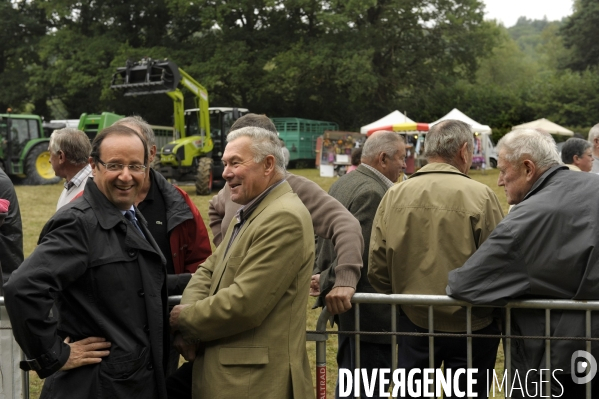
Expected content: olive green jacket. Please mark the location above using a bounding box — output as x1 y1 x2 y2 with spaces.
178 181 315 399
368 163 504 332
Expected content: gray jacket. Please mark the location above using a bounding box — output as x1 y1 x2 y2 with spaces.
447 166 599 377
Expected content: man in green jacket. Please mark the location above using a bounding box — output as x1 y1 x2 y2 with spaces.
368 119 504 399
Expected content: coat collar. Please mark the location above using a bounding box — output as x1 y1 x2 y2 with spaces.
409 162 471 180
355 164 392 192
148 169 192 232
522 164 568 202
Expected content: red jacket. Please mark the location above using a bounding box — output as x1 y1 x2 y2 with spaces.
170 185 211 274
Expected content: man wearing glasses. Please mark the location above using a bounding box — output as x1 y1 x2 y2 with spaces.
4 125 169 398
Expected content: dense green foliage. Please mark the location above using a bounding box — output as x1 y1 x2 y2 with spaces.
1 0 597 135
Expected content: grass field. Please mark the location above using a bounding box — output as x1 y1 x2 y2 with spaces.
13 168 509 398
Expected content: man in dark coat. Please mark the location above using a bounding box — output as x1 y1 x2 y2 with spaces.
448 128 599 398
0 167 23 282
4 125 168 399
315 130 406 398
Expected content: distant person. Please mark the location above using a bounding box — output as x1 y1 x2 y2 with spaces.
346 147 362 173
169 126 315 398
4 125 169 398
315 131 406 399
369 120 504 399
448 128 599 397
280 138 290 167
561 137 593 172
588 123 599 173
48 128 93 210
112 116 212 376
0 168 23 282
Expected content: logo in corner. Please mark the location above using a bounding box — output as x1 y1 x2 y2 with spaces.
571 350 597 384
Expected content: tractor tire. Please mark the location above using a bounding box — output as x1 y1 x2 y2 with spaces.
195 157 214 195
490 158 497 169
23 144 60 185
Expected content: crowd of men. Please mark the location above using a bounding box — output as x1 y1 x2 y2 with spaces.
1 116 599 399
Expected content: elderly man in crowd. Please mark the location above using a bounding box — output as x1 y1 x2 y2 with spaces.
369 119 504 398
208 114 363 315
48 128 93 210
315 130 406 399
5 125 169 398
561 137 593 172
448 128 599 398
588 123 599 173
169 126 315 399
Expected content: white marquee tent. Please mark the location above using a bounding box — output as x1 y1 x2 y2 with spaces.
429 108 492 134
512 118 574 136
360 110 415 134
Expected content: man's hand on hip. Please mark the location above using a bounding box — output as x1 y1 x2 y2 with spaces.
325 286 355 315
60 337 111 371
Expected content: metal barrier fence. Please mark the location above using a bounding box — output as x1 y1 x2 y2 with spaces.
309 293 599 399
3 294 597 399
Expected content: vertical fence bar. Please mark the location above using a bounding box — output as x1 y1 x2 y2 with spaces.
428 305 435 369
545 309 551 398
391 304 397 394
316 339 327 399
506 306 511 399
466 306 473 399
355 302 361 399
586 310 592 399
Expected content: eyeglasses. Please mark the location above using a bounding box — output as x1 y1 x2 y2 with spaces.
97 160 147 174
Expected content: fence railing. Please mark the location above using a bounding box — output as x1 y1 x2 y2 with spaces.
310 293 599 399
2 294 597 399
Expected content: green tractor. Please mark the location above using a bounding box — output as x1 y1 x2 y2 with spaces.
110 58 247 195
0 113 59 185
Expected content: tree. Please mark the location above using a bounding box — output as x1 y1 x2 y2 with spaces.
560 0 599 71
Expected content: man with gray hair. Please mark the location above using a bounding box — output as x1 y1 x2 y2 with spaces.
48 128 92 210
448 128 599 397
315 130 405 398
169 126 315 398
561 137 593 172
588 123 599 173
369 119 504 398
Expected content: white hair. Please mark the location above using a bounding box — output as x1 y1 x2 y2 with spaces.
588 123 599 143
227 126 286 175
497 129 560 170
362 131 404 161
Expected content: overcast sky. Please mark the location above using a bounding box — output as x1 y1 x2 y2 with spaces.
481 0 575 28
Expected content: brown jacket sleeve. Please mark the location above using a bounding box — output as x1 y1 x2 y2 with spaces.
286 174 362 289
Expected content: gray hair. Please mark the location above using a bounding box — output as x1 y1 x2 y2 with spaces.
113 116 155 147
561 137 592 164
424 120 473 161
227 126 285 175
588 123 599 143
49 128 92 166
497 129 560 170
230 113 278 134
361 131 404 162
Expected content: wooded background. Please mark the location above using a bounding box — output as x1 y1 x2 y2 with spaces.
2 0 598 140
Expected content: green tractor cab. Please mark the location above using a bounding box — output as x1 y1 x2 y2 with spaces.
0 114 60 185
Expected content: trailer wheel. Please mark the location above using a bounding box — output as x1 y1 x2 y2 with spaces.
490 158 497 169
195 157 214 195
23 144 60 185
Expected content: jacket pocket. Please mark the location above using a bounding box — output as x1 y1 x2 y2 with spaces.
99 347 156 398
219 347 269 365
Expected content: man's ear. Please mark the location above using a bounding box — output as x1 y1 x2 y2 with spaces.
90 157 97 176
263 154 275 175
523 159 537 181
58 151 66 164
459 142 469 163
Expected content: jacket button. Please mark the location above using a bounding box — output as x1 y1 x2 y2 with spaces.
128 249 136 257
147 362 153 370
137 289 145 297
143 324 150 333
